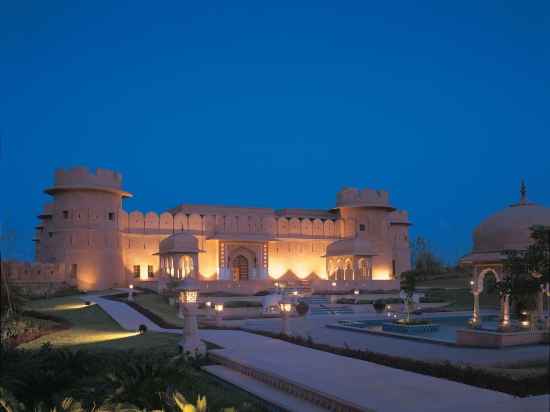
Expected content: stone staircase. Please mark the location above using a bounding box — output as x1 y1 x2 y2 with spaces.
205 351 367 412
309 305 354 316
302 295 329 305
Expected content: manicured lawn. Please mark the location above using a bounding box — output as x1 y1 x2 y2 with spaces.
417 277 471 288
21 295 180 351
422 288 500 311
133 293 185 328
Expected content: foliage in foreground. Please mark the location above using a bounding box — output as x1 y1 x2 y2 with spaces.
499 225 550 314
0 345 262 412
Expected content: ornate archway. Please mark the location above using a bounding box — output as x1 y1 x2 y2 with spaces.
231 255 249 281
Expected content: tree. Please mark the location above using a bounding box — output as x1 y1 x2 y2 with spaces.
400 270 417 322
410 236 443 279
499 225 550 315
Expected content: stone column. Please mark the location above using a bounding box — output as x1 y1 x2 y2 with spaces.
500 294 511 330
281 309 290 335
192 254 199 279
470 291 481 327
180 302 206 357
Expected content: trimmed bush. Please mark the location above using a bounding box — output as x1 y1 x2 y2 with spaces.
295 301 309 316
373 299 386 313
223 300 262 308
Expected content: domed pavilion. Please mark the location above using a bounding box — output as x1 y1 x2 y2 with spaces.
460 181 550 328
155 232 203 279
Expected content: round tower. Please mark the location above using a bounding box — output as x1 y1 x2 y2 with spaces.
38 167 132 290
335 187 405 279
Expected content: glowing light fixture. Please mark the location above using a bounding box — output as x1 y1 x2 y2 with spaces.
214 303 224 312
354 289 360 295
331 281 337 287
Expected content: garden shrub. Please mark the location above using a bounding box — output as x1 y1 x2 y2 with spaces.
223 300 262 308
372 299 386 313
295 301 309 316
336 298 356 304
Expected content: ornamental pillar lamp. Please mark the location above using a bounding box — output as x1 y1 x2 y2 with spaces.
177 278 206 357
128 284 134 301
214 303 224 327
279 296 293 335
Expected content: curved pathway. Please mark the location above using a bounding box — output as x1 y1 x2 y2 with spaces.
82 294 549 412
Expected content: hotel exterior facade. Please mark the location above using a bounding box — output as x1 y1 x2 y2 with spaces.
28 167 411 291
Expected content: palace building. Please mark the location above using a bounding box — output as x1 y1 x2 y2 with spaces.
30 167 411 291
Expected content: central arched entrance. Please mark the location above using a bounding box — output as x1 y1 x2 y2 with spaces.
232 255 249 281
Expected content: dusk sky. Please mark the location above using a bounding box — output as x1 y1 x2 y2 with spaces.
1 1 549 263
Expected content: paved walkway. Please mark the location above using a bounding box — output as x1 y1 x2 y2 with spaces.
244 313 549 366
83 294 549 412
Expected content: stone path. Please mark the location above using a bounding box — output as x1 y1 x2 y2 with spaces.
83 294 549 412
244 313 549 366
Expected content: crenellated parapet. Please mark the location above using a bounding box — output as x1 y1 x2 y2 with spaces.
388 210 411 225
45 167 132 197
119 209 344 238
336 187 394 210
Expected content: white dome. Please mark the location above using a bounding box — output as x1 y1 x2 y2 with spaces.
325 238 377 257
159 232 200 254
473 203 550 253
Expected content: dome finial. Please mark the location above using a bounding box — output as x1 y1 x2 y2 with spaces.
520 179 527 205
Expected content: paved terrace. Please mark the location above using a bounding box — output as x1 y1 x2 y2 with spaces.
83 294 549 412
243 313 549 366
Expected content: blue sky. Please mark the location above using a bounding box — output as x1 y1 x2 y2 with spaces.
1 1 549 263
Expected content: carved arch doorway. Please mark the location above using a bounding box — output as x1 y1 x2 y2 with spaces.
232 255 249 281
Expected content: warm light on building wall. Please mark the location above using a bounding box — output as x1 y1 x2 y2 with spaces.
214 303 224 312
372 268 391 280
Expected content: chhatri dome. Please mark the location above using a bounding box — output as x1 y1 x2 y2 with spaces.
463 181 550 263
158 232 201 254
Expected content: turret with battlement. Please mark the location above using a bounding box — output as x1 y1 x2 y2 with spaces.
36 167 131 290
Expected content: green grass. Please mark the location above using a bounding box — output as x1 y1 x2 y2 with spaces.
417 277 471 288
133 293 185 328
423 288 500 311
21 295 180 352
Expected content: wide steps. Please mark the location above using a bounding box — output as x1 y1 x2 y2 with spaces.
209 351 368 412
309 305 354 316
203 365 327 412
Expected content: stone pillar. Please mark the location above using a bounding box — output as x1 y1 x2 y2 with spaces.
192 254 199 279
178 300 184 319
500 294 511 330
281 310 290 335
180 302 206 357
470 291 481 327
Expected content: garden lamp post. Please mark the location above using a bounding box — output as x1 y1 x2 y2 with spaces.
214 303 224 327
469 279 481 327
177 294 185 319
205 300 212 320
279 296 293 335
128 284 134 301
177 278 206 357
